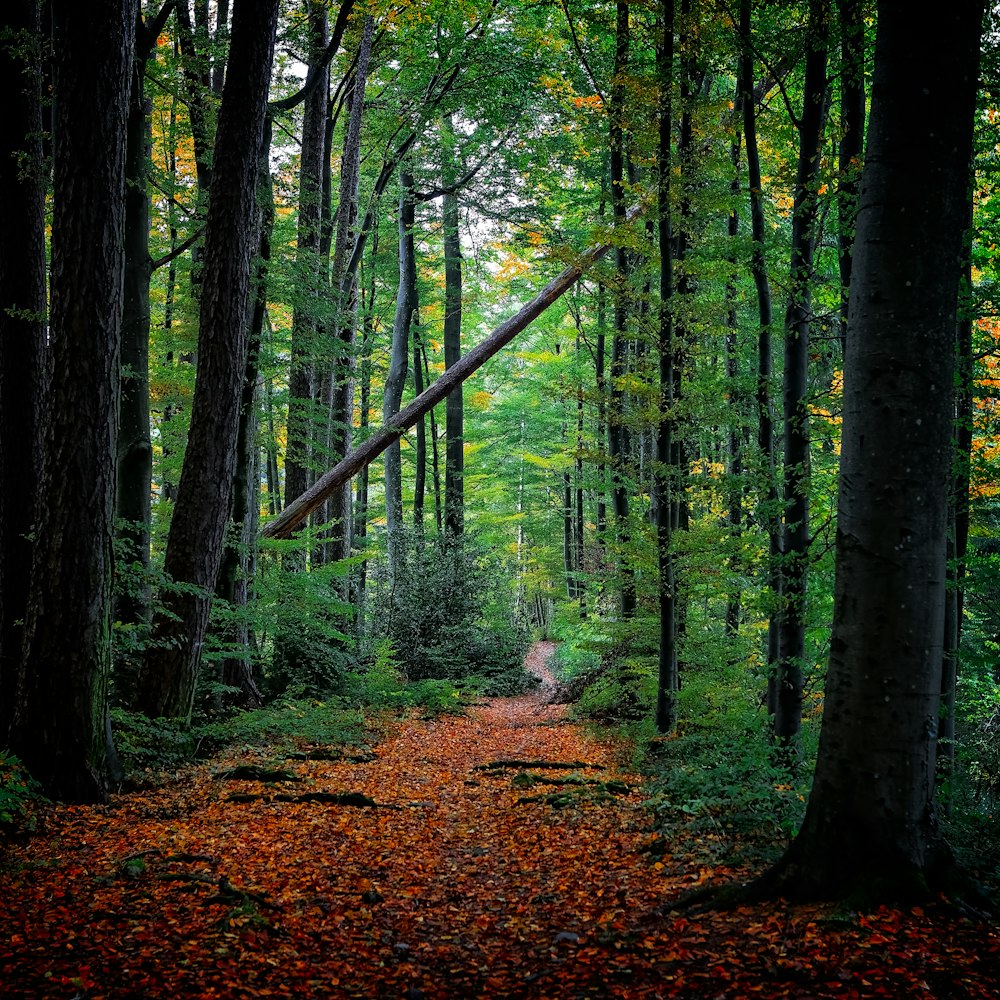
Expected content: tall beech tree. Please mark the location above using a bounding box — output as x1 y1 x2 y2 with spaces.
751 0 983 900
136 0 279 721
9 0 138 801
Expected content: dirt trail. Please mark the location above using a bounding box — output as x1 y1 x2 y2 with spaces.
2 643 998 998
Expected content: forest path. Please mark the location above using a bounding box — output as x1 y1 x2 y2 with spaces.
2 643 998 998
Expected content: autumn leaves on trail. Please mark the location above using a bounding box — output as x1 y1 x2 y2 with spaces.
2 644 998 998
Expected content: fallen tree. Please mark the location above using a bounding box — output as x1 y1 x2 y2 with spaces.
261 204 645 540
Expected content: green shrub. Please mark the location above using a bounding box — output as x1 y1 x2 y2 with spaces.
0 751 42 830
364 530 531 689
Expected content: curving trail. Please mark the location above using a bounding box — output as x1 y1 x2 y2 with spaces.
1 643 997 998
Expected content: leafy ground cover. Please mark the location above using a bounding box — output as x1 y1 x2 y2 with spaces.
1 643 998 999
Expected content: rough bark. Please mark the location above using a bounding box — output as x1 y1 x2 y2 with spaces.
0 0 47 739
10 0 137 801
136 0 278 720
750 1 983 901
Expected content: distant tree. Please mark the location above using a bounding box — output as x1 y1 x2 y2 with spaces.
9 0 138 801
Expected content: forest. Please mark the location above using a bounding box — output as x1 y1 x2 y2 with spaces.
3 0 1000 995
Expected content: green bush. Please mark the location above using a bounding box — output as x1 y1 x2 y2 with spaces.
0 751 42 830
365 530 531 689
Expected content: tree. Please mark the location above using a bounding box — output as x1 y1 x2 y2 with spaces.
750 0 984 900
8 0 138 801
136 0 279 720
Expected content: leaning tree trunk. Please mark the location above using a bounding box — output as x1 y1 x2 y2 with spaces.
10 0 138 802
0 0 47 739
750 0 983 902
135 0 278 721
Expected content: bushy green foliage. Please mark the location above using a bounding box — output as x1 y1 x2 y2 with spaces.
254 551 357 699
0 751 42 830
642 670 813 861
365 530 531 692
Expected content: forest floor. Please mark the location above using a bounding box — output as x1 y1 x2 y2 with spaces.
2 642 999 999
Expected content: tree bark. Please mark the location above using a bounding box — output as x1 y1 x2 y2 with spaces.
0 0 47 740
752 0 983 901
10 0 137 801
136 0 278 721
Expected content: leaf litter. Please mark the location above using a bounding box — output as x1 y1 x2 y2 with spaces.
1 642 997 998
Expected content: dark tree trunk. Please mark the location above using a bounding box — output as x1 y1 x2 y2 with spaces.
117 5 177 646
322 14 374 569
284 0 330 531
753 1 983 901
739 0 781 715
136 0 278 720
0 0 47 739
10 0 137 801
442 116 465 540
216 153 273 711
609 0 636 620
654 0 677 734
774 0 829 746
413 319 427 532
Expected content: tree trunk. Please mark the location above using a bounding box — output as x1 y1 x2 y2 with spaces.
0 0 47 739
442 116 465 540
385 170 416 578
284 0 330 536
739 0 781 717
752 1 983 901
322 14 374 569
10 0 137 801
608 0 636 620
774 0 829 746
136 0 278 721
654 0 677 734
117 5 176 645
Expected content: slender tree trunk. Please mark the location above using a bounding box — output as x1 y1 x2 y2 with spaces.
117 6 176 643
0 0 47 739
136 0 279 721
609 0 636 619
284 0 329 539
385 170 416 579
413 316 427 532
323 14 374 569
654 0 677 733
739 0 781 715
752 1 982 901
774 0 829 747
10 0 138 801
442 116 465 539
